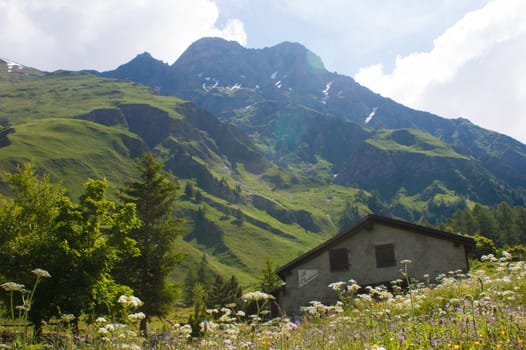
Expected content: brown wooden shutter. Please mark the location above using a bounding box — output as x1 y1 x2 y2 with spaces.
375 244 396 268
329 248 349 272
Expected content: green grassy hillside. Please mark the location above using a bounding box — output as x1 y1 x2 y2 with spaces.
0 118 145 197
0 65 516 287
0 70 185 124
367 129 470 159
0 67 344 284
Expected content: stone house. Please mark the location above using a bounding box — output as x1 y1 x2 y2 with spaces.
275 214 475 315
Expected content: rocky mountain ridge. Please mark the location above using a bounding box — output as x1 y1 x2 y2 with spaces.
101 38 526 206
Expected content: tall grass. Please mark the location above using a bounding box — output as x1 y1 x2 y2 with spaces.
1 252 525 349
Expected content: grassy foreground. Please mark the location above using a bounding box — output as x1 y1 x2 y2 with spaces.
1 253 525 349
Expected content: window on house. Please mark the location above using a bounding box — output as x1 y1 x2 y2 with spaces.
375 244 396 268
329 248 349 272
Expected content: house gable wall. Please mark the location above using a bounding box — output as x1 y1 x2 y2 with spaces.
278 223 469 315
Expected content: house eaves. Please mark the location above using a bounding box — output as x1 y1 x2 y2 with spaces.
276 214 475 278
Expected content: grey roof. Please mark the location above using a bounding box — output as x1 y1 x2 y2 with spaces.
276 214 475 277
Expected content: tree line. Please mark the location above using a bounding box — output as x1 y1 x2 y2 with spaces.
446 202 526 259
0 154 181 336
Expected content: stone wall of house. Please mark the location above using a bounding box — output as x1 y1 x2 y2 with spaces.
278 223 469 316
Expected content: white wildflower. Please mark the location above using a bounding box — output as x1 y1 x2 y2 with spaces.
95 317 107 324
328 281 346 291
0 282 27 292
334 304 344 313
500 251 512 262
220 307 232 316
31 268 51 278
481 254 497 262
128 312 146 321
206 308 219 314
241 291 275 301
347 282 361 293
179 324 193 338
128 296 143 308
118 295 143 308
16 305 29 312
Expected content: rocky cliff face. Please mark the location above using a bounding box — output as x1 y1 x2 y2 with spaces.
79 101 268 197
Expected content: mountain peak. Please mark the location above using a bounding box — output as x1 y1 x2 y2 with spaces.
101 51 171 92
174 37 245 68
105 52 164 73
124 51 166 67
135 51 154 60
265 41 326 72
270 41 310 55
187 37 245 51
169 36 329 92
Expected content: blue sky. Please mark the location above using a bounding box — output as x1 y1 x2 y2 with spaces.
1 0 525 143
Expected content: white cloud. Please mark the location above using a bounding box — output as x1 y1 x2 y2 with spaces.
0 0 247 71
354 0 526 143
269 0 490 75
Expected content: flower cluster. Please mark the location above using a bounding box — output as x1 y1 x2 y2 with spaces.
127 312 145 321
0 282 27 293
241 291 275 302
31 268 51 278
117 295 143 309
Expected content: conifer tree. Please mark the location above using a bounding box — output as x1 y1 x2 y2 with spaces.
258 256 282 293
184 253 215 305
115 153 184 336
472 204 498 242
195 190 203 203
338 202 360 231
184 181 195 199
206 275 243 308
495 202 517 246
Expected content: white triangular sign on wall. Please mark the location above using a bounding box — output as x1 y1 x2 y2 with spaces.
298 269 319 288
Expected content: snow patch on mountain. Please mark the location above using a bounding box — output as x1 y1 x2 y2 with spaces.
1 58 23 73
322 80 334 104
322 81 333 96
227 83 241 91
365 107 378 124
201 77 220 92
